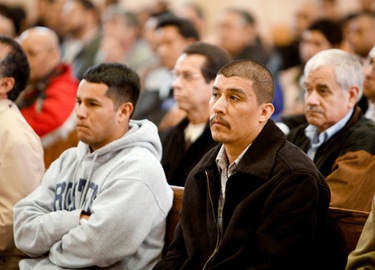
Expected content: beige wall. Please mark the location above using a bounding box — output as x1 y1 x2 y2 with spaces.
0 0 363 45
125 0 361 45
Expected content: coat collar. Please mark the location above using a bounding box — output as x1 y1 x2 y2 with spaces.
196 119 286 181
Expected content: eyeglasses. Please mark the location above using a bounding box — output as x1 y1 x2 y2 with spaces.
170 70 203 82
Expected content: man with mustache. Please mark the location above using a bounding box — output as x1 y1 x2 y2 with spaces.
154 59 331 269
13 63 173 269
287 49 375 212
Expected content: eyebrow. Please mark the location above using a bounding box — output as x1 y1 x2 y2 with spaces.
212 85 247 94
76 96 102 103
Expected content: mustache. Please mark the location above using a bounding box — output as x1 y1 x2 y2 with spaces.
209 115 230 128
305 106 324 114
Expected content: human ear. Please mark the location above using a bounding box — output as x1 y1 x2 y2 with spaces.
118 102 134 122
259 103 275 123
0 77 15 98
348 86 360 107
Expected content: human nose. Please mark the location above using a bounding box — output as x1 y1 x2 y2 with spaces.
75 103 87 119
210 95 226 114
172 74 183 90
364 62 375 78
305 90 320 105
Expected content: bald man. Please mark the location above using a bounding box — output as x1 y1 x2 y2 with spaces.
16 27 79 166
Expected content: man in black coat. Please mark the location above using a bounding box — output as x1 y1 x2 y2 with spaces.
160 41 231 186
155 59 332 269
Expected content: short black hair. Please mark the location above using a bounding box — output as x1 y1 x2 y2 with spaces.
183 41 232 83
82 63 140 116
0 4 26 36
156 13 200 40
218 59 274 104
307 19 342 46
0 35 30 101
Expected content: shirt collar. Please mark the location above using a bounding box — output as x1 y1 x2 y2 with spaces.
305 108 354 146
215 143 251 173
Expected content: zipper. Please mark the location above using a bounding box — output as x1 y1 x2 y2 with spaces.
202 171 221 270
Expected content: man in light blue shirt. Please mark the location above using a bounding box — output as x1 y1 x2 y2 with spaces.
287 48 375 212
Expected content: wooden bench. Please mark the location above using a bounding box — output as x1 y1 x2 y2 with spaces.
164 185 184 255
162 186 370 268
328 206 370 268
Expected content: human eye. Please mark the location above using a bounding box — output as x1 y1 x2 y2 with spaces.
229 95 240 101
211 89 219 99
88 101 99 107
182 72 197 81
317 86 330 95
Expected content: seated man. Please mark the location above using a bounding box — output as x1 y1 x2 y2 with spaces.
160 41 232 186
287 49 375 212
0 35 44 270
155 60 331 269
13 63 173 269
133 13 199 127
16 26 79 167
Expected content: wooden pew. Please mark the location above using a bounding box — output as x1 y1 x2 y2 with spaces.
162 186 370 269
328 206 370 268
163 185 184 256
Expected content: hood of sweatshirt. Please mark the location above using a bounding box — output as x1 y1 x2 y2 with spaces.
75 119 162 163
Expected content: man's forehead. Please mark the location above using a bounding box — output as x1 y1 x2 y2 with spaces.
77 80 109 95
213 75 253 92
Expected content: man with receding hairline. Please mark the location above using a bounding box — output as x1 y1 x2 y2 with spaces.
160 41 231 186
154 59 331 269
16 26 79 167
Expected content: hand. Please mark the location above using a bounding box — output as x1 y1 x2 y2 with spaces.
80 214 90 220
80 210 90 220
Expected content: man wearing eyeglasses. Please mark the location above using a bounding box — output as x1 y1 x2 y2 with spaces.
160 41 231 186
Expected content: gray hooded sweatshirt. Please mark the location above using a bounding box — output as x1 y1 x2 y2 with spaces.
14 119 173 270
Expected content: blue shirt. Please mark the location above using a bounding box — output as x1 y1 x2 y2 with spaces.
305 109 354 160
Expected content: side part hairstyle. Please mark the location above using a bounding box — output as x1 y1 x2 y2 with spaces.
304 49 363 101
156 13 200 41
183 41 232 83
0 35 30 101
82 63 141 114
307 19 343 47
218 59 274 104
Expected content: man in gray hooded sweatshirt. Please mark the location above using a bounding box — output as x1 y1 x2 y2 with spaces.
13 62 173 270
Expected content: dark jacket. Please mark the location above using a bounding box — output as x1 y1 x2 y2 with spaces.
154 120 331 270
160 118 218 186
287 106 375 211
